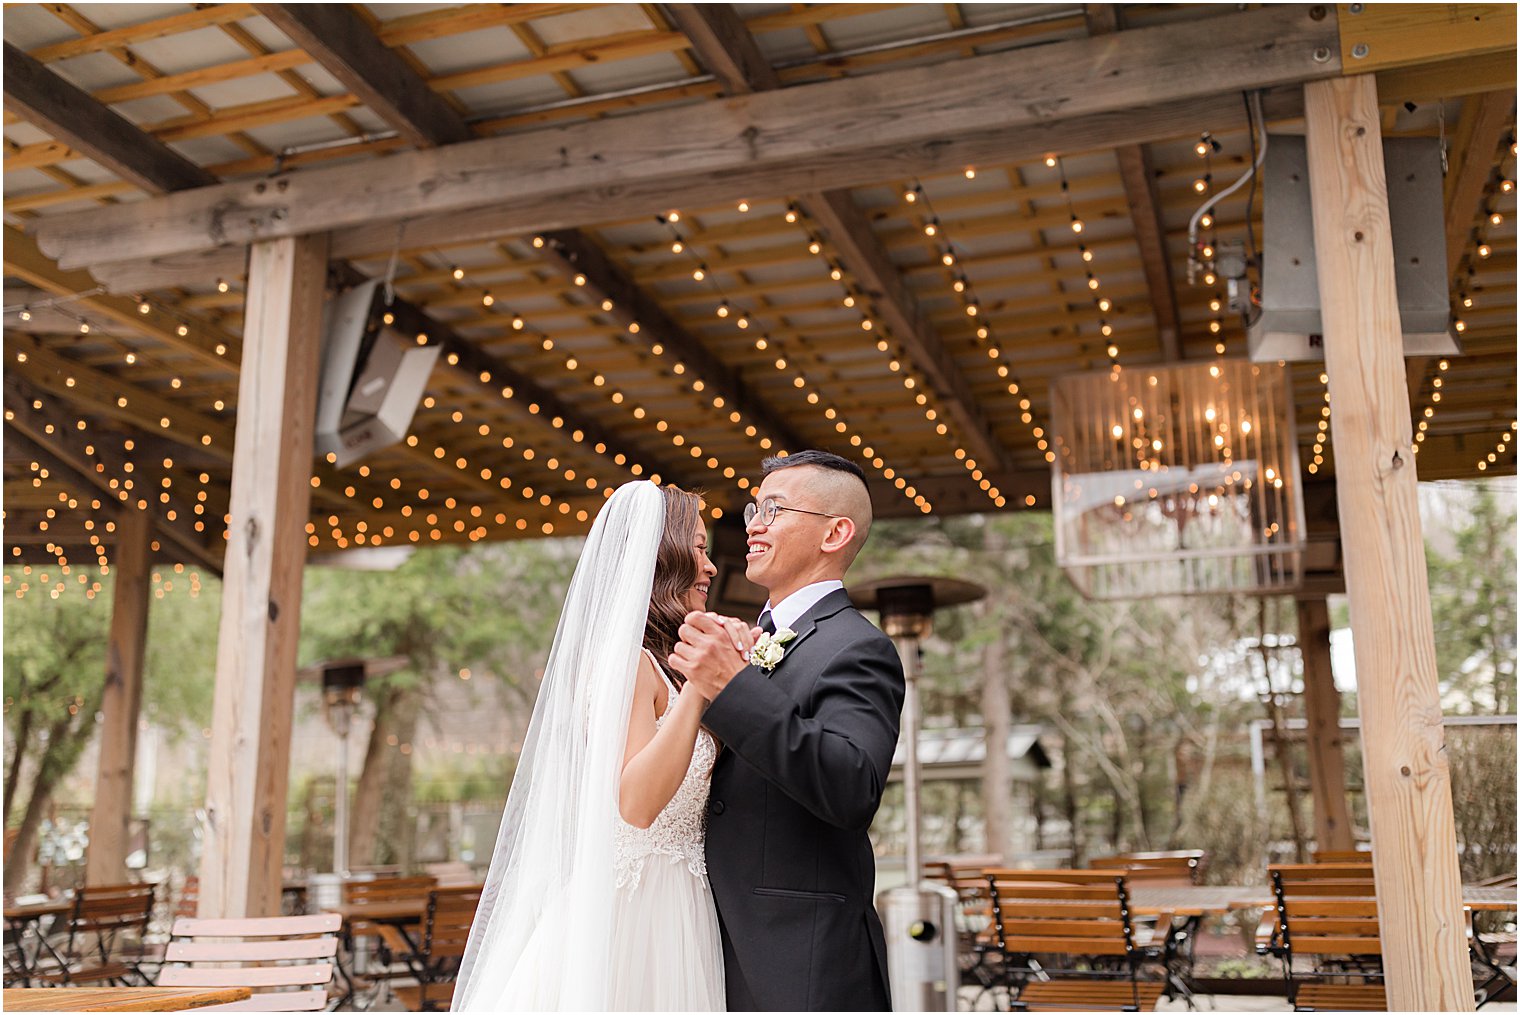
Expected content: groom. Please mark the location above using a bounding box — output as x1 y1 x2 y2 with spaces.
672 450 905 1011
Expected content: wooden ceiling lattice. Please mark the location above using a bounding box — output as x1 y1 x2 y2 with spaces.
3 2 1515 573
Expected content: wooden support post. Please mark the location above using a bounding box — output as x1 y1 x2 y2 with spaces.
1295 596 1355 853
84 507 151 885
1304 74 1472 1011
198 233 328 919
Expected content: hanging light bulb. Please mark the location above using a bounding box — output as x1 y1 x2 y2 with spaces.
671 240 684 254
1045 155 1057 168
1200 213 1214 229
451 266 465 280
1070 216 1084 234
904 188 917 203
482 291 494 307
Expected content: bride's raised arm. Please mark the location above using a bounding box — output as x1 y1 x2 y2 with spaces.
618 651 706 828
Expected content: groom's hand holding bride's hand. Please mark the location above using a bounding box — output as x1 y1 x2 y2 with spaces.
670 612 761 701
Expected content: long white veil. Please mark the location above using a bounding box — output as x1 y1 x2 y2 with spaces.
452 480 663 1011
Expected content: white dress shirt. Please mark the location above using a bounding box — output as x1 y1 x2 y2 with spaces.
761 579 845 634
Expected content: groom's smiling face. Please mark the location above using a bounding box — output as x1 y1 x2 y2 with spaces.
744 466 833 595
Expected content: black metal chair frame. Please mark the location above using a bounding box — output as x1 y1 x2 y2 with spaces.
986 874 1160 1012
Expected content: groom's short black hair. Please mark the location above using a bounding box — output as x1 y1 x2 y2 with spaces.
761 449 867 486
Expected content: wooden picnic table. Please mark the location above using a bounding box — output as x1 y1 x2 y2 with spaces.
324 899 428 923
3 986 251 1011
1219 883 1519 913
4 899 73 923
322 899 431 1009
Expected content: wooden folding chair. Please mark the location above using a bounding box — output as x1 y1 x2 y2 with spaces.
159 912 340 1011
1311 849 1372 864
341 874 437 1008
1257 863 1376 960
393 885 483 1012
31 881 156 987
176 875 200 920
1090 850 1207 886
1271 869 1384 1011
985 870 1165 1011
1470 875 1517 1009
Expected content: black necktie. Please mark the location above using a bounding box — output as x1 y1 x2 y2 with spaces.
759 610 776 635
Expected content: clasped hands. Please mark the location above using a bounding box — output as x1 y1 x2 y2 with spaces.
669 612 763 701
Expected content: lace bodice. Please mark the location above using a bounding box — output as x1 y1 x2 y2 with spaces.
613 655 716 890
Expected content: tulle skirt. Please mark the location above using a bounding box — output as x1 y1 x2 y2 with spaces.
608 854 727 1011
461 854 725 1012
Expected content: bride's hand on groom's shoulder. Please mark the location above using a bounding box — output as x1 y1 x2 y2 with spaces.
669 611 754 701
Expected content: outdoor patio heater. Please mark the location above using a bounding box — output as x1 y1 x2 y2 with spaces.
299 655 408 879
855 576 985 1013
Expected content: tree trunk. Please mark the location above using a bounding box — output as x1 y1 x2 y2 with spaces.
375 693 421 867
4 704 95 896
4 709 34 827
980 617 1014 862
1060 726 1083 865
347 687 400 868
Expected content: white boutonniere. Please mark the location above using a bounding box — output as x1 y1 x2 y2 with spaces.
749 628 796 672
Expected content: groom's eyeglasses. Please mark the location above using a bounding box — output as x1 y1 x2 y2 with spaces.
743 498 842 527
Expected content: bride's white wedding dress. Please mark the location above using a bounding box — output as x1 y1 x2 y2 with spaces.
451 481 727 1012
608 652 725 1010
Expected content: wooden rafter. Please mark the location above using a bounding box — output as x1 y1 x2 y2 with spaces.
379 295 707 498
1407 89 1515 406
536 229 809 455
252 4 472 149
1084 4 1182 362
663 4 1015 472
2 37 652 520
4 381 224 575
33 6 1341 276
2 41 215 193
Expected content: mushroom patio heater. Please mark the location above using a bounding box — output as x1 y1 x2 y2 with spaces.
301 656 407 878
854 576 986 1013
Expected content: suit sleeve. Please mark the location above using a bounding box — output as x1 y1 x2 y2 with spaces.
703 633 905 830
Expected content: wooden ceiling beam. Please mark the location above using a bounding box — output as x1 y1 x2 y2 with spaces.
536 229 809 454
2 42 216 193
798 192 1012 470
25 5 254 63
672 2 1013 470
36 6 1338 276
379 295 709 496
1083 4 1182 362
253 4 472 149
3 383 224 576
1408 89 1515 406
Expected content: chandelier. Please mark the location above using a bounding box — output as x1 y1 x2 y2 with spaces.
1049 360 1306 599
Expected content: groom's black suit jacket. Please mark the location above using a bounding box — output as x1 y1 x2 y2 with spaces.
702 588 905 1011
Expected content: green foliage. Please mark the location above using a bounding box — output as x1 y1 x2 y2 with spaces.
1445 725 1517 881
1425 481 1517 713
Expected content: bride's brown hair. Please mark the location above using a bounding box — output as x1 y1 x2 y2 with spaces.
643 485 704 688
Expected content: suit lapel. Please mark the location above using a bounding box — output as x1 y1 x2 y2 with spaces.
767 588 853 675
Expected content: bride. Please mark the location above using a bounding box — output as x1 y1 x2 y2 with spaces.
453 480 742 1011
